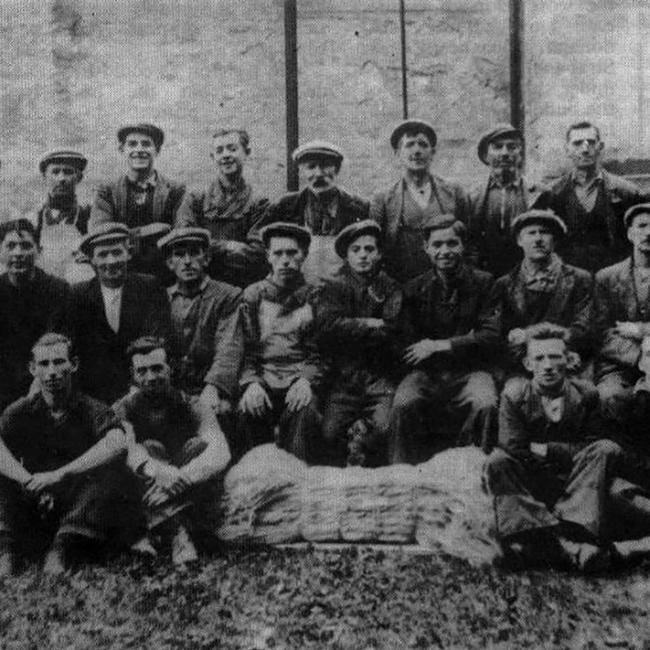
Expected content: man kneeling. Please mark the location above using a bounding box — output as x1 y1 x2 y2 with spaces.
114 337 231 566
484 323 620 570
0 333 128 576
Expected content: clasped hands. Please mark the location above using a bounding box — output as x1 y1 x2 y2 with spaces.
238 378 312 417
141 460 193 507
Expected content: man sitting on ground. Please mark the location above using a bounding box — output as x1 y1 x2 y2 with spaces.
114 337 231 566
0 333 128 576
484 323 619 571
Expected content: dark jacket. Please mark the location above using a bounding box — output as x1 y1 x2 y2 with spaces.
498 376 602 466
369 175 470 282
593 257 650 379
400 264 499 373
0 268 72 408
316 265 403 379
252 186 369 237
548 170 645 271
90 173 186 229
492 259 594 359
466 176 551 276
71 273 171 404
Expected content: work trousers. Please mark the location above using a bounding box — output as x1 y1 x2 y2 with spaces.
0 462 140 557
238 385 321 462
320 369 395 467
484 439 623 542
388 369 498 465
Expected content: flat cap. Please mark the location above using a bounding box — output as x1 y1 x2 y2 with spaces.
334 219 383 258
117 123 165 150
624 202 650 229
420 213 459 234
39 149 87 174
157 227 211 253
292 140 344 165
80 222 130 256
477 123 523 164
390 119 437 150
511 209 567 239
259 221 311 250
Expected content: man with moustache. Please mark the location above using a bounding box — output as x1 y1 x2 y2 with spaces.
593 203 650 423
388 215 499 464
157 228 243 458
484 323 618 571
490 210 594 374
467 124 551 277
90 123 185 279
548 121 646 273
115 337 231 566
0 219 72 410
175 128 269 287
26 149 93 283
370 120 470 283
0 333 129 576
316 220 402 467
238 223 322 460
71 222 170 405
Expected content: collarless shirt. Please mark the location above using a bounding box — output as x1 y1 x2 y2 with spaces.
571 169 603 214
101 284 123 332
406 178 432 209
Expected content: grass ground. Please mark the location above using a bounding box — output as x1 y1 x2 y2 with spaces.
1 545 650 650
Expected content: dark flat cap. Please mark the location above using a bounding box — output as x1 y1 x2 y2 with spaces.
624 202 650 229
292 140 344 164
334 219 383 258
80 222 130 256
420 213 459 234
117 123 165 150
511 209 567 239
477 123 523 164
157 226 211 252
259 222 311 250
390 119 437 150
39 149 87 174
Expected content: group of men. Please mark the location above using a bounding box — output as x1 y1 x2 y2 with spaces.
3 116 650 574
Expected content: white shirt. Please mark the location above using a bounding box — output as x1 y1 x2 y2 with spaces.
406 179 432 209
101 285 123 333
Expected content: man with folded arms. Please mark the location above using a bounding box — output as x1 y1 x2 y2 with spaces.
115 337 231 566
484 323 619 571
0 333 128 576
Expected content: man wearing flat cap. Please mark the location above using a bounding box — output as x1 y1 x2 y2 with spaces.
467 124 551 278
90 123 185 281
388 214 500 463
238 222 322 460
315 219 402 467
252 140 368 284
593 203 650 423
158 227 244 459
26 149 94 283
175 128 269 288
370 119 470 283
70 222 171 405
547 121 647 273
490 209 594 374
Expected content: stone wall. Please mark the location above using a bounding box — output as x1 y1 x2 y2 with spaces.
0 1 645 215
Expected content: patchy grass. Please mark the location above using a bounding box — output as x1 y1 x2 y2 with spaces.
1 546 650 649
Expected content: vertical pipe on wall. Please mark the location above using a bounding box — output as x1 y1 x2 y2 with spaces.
399 0 408 119
509 0 524 136
284 0 299 192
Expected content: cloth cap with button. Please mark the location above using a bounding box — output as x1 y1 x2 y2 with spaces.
624 202 650 230
157 227 211 254
259 222 312 251
389 119 437 150
334 219 383 259
477 123 523 164
292 140 344 166
511 209 568 240
80 222 130 256
117 123 165 150
39 149 88 175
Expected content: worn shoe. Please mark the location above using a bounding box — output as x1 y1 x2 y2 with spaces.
171 525 198 567
130 536 158 559
42 544 66 577
556 536 613 573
